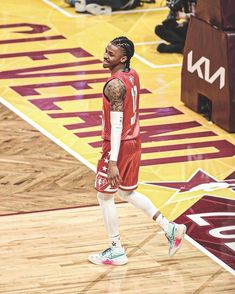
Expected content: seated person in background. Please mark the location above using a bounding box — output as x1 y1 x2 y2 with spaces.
65 0 156 15
155 0 196 53
72 0 152 15
64 0 76 6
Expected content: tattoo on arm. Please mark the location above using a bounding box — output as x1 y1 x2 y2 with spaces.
104 79 126 111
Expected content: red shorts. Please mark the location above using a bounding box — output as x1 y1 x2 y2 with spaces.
95 138 141 193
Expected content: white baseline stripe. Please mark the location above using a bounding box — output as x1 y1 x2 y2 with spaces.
134 53 181 69
42 1 180 69
135 41 165 46
1 101 233 276
139 181 235 276
6 0 233 278
42 0 167 18
111 7 167 15
42 0 75 17
152 63 182 69
0 97 96 172
185 234 235 276
134 53 156 68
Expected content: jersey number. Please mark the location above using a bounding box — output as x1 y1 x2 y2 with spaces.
131 85 137 126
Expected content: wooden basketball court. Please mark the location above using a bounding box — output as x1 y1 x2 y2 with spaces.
0 1 234 293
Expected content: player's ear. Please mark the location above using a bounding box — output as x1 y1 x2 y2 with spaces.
121 55 127 64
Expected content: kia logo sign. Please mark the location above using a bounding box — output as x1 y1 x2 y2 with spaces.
187 51 225 90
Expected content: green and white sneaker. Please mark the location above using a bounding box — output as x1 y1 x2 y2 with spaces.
165 222 187 257
88 247 128 265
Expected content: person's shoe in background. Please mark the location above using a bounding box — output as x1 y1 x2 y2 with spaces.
75 0 87 12
86 3 112 15
64 0 76 7
157 43 183 54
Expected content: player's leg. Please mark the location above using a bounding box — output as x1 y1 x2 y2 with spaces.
117 139 186 256
88 192 128 265
118 189 186 256
155 24 183 44
88 140 127 265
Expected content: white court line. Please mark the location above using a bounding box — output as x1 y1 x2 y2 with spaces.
42 0 74 17
185 235 235 276
163 168 219 205
164 194 235 204
139 179 235 276
134 53 181 69
42 0 167 18
111 7 167 15
0 96 97 173
134 53 156 68
135 41 165 46
7 1 231 276
42 0 181 69
1 99 234 276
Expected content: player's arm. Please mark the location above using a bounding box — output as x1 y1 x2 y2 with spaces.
104 78 126 187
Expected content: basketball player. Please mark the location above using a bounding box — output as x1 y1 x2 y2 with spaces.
88 36 186 265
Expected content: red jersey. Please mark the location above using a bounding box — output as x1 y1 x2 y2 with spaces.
101 68 140 141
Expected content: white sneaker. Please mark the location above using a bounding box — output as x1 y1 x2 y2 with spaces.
88 247 128 265
165 222 187 257
86 4 112 15
75 0 86 12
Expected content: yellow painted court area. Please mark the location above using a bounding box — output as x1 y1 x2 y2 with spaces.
1 0 235 221
0 1 235 290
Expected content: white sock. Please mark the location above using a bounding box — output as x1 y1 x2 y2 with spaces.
118 189 170 232
110 234 122 248
155 213 170 233
97 192 122 248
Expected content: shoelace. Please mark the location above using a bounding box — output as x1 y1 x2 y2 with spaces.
165 225 176 243
101 248 112 257
165 233 173 244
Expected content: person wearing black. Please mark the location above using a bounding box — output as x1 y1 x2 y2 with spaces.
74 0 144 14
155 0 196 53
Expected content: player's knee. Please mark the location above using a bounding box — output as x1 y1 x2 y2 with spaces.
155 24 164 36
118 189 133 201
97 192 114 201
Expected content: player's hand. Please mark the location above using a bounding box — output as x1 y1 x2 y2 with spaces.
176 11 190 20
108 161 122 187
176 11 185 20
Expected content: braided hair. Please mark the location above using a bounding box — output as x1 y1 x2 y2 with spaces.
111 36 135 71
